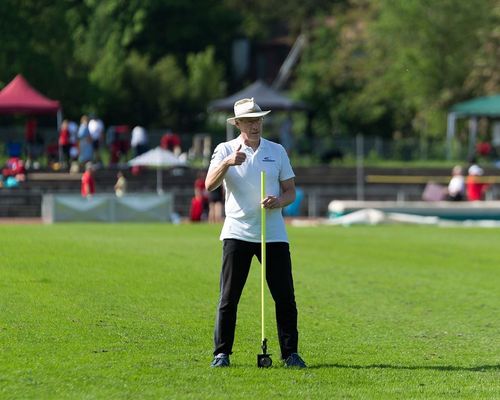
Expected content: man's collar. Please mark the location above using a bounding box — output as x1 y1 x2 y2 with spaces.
236 136 266 150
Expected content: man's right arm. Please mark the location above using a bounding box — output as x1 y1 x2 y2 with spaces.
205 160 230 192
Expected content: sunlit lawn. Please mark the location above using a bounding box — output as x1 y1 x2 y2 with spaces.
0 224 498 399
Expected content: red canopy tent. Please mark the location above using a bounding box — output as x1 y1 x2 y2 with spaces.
0 75 62 164
0 74 60 115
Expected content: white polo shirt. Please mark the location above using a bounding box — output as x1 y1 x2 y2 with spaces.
208 137 295 243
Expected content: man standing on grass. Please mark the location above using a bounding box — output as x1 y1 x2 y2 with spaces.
205 98 306 368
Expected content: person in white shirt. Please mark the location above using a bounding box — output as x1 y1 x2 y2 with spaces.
130 126 148 157
206 98 306 368
447 165 465 201
88 117 104 163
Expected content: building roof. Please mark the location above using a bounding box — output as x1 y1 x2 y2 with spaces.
209 80 308 112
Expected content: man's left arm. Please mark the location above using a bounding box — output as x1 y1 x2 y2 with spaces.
279 178 296 208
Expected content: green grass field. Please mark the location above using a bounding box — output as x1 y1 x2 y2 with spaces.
0 224 498 399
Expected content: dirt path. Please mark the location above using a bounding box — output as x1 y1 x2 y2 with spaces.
0 218 43 224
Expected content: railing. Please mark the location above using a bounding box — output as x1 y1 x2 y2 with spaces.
325 136 477 162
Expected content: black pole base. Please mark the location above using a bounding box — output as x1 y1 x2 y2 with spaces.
257 353 273 368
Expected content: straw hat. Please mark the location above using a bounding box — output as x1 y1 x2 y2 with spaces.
227 98 271 125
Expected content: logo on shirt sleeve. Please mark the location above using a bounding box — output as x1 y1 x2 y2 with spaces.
262 156 275 162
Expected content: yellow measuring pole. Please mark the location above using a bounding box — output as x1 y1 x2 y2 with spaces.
260 170 266 343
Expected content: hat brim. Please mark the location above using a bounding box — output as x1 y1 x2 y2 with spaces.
227 110 271 125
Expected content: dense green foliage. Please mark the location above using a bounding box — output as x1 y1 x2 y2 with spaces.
0 224 499 398
0 0 234 129
1 0 499 139
293 0 500 140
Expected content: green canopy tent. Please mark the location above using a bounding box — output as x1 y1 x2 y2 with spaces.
446 95 500 159
451 95 500 116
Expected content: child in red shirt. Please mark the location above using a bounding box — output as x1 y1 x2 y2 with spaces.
466 165 489 201
81 162 96 198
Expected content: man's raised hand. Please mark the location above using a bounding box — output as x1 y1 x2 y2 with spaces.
225 144 246 166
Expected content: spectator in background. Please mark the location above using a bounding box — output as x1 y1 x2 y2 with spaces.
476 134 492 159
114 171 127 197
190 171 208 222
2 157 26 183
81 162 95 198
208 184 224 223
190 192 205 222
58 119 71 168
160 130 181 155
108 125 131 166
492 122 500 161
78 115 94 167
68 120 79 170
68 120 79 145
446 165 465 201
466 164 489 201
88 116 105 164
194 171 206 195
131 125 148 157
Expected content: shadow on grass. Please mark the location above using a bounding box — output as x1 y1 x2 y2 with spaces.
308 363 499 372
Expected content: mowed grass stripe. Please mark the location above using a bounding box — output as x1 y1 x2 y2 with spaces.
0 224 498 399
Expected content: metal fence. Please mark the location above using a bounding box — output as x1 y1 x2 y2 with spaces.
330 136 472 162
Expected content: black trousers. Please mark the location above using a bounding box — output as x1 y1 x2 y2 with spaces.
213 239 298 359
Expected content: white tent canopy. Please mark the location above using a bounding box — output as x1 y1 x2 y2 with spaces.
128 147 186 194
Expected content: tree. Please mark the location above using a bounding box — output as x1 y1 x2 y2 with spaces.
293 0 495 141
465 2 500 95
185 47 226 130
0 0 86 117
365 0 493 136
67 0 234 127
153 55 188 129
222 0 345 38
293 1 385 139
